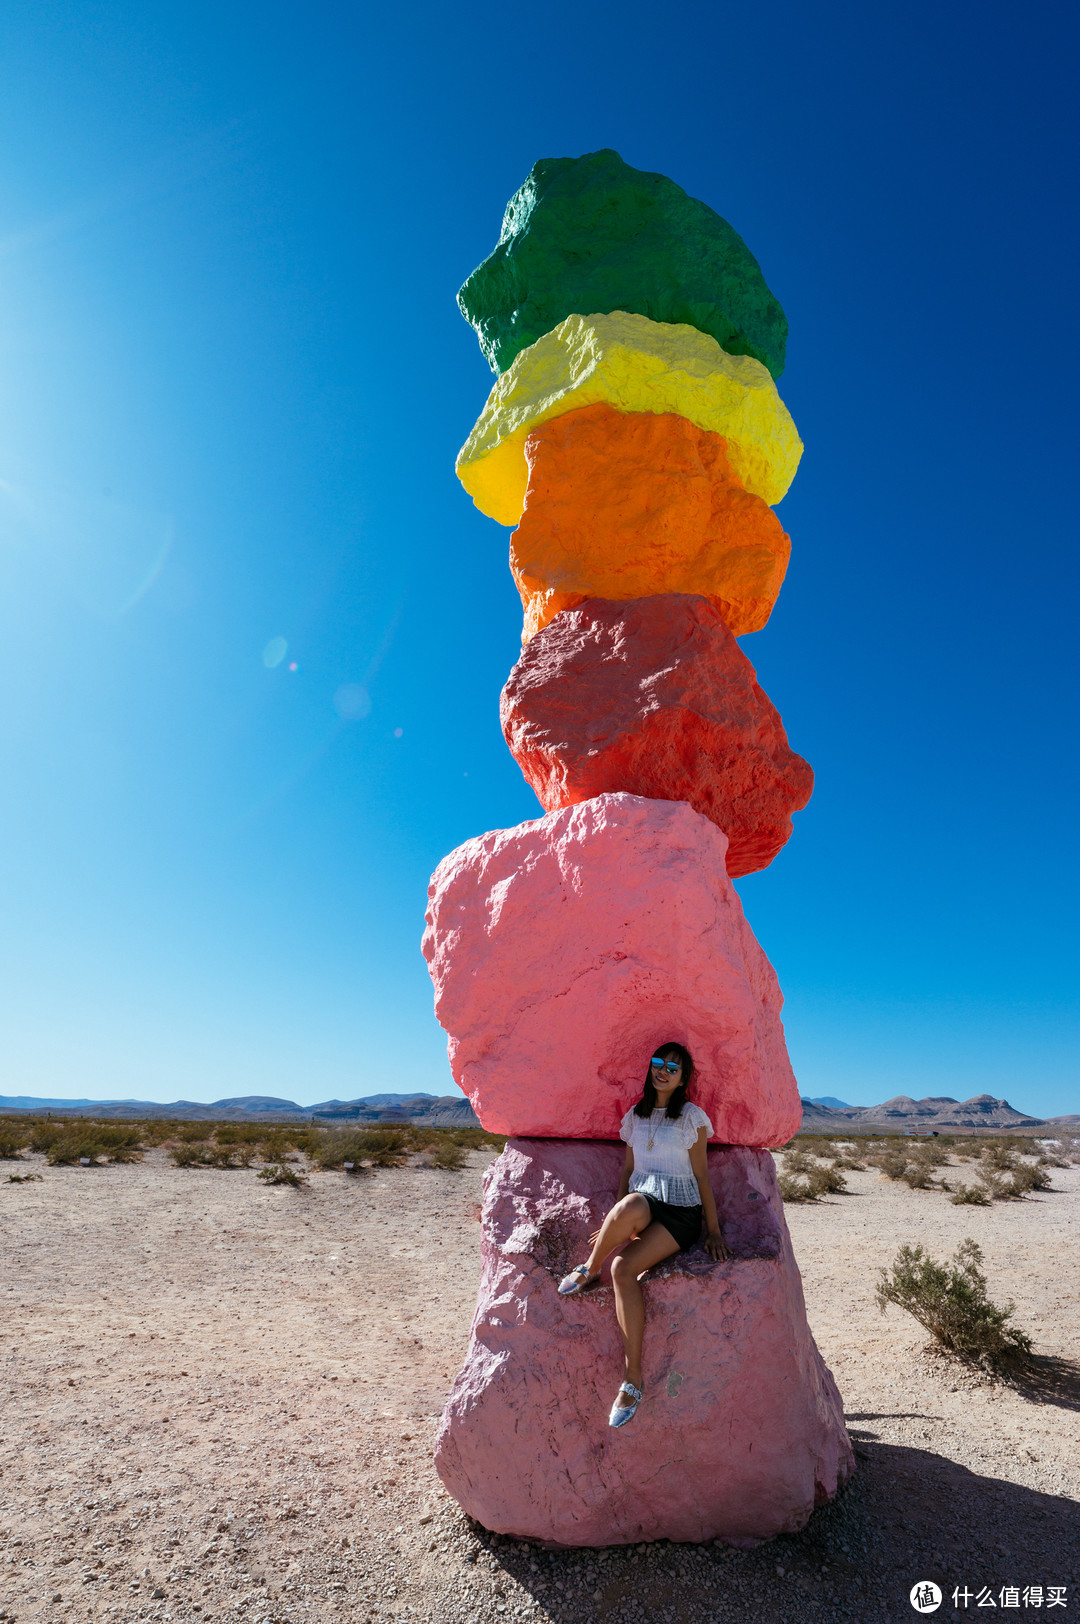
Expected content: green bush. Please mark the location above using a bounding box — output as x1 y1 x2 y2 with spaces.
876 1238 1032 1371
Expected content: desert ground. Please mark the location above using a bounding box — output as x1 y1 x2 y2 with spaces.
1 1144 1078 1624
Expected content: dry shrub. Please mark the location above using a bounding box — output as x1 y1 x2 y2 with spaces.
213 1124 264 1146
169 1142 208 1168
256 1130 304 1164
425 1141 468 1171
138 1120 178 1146
778 1162 847 1202
870 1147 911 1180
46 1125 144 1165
781 1149 815 1175
876 1238 1032 1371
257 1163 307 1187
169 1142 253 1169
952 1159 1053 1202
29 1122 66 1154
0 1125 31 1158
980 1142 1019 1172
310 1128 410 1169
950 1183 992 1205
1005 1161 1052 1197
7 1172 43 1183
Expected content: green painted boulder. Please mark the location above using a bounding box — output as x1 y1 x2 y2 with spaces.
459 149 788 379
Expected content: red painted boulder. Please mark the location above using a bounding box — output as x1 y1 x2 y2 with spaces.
435 1138 853 1546
500 594 813 877
421 794 801 1145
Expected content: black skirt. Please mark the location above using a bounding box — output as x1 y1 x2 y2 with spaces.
643 1195 703 1252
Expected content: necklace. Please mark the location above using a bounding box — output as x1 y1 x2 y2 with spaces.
647 1108 666 1150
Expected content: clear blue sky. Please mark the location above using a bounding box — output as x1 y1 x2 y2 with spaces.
0 0 1076 1117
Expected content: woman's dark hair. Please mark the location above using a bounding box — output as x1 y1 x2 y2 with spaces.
634 1041 695 1120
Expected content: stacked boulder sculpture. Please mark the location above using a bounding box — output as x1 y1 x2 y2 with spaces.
423 149 852 1546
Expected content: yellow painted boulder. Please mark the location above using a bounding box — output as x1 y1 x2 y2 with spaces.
511 404 790 642
457 310 802 526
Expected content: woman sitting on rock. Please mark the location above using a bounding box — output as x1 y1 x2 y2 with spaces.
558 1041 727 1428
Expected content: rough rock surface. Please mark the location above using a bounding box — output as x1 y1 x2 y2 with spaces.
500 594 813 877
511 404 790 641
435 1138 853 1546
458 148 788 379
456 311 802 526
421 794 801 1145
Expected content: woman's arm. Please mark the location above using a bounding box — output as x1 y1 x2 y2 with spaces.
616 1143 634 1201
689 1128 728 1260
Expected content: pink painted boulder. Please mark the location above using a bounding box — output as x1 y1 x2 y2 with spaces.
499 594 813 877
421 794 801 1146
435 1138 853 1546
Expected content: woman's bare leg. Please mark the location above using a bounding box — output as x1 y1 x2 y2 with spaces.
583 1193 652 1277
609 1223 681 1408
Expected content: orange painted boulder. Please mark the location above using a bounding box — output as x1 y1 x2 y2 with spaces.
500 595 813 876
511 403 790 642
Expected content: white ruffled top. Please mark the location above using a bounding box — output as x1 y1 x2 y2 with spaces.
619 1100 713 1207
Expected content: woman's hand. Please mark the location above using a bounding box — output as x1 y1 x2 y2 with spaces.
704 1228 728 1261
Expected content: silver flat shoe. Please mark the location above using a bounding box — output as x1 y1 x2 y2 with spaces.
609 1381 643 1427
558 1264 595 1296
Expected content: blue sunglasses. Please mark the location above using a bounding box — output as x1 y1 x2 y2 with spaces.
650 1056 681 1074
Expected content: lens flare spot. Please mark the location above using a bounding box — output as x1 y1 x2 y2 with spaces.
334 683 371 721
262 636 287 668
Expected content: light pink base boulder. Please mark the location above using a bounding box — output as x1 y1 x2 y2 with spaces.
422 794 801 1146
435 1139 853 1547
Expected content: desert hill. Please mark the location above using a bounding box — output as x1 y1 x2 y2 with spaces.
1 1089 1071 1136
798 1092 1057 1132
0 1091 480 1126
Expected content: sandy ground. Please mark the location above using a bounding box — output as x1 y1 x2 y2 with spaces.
1 1146 1078 1624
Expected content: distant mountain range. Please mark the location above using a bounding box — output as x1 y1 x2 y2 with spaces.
804 1096 851 1110
0 1089 1073 1135
798 1092 1075 1132
0 1091 480 1127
